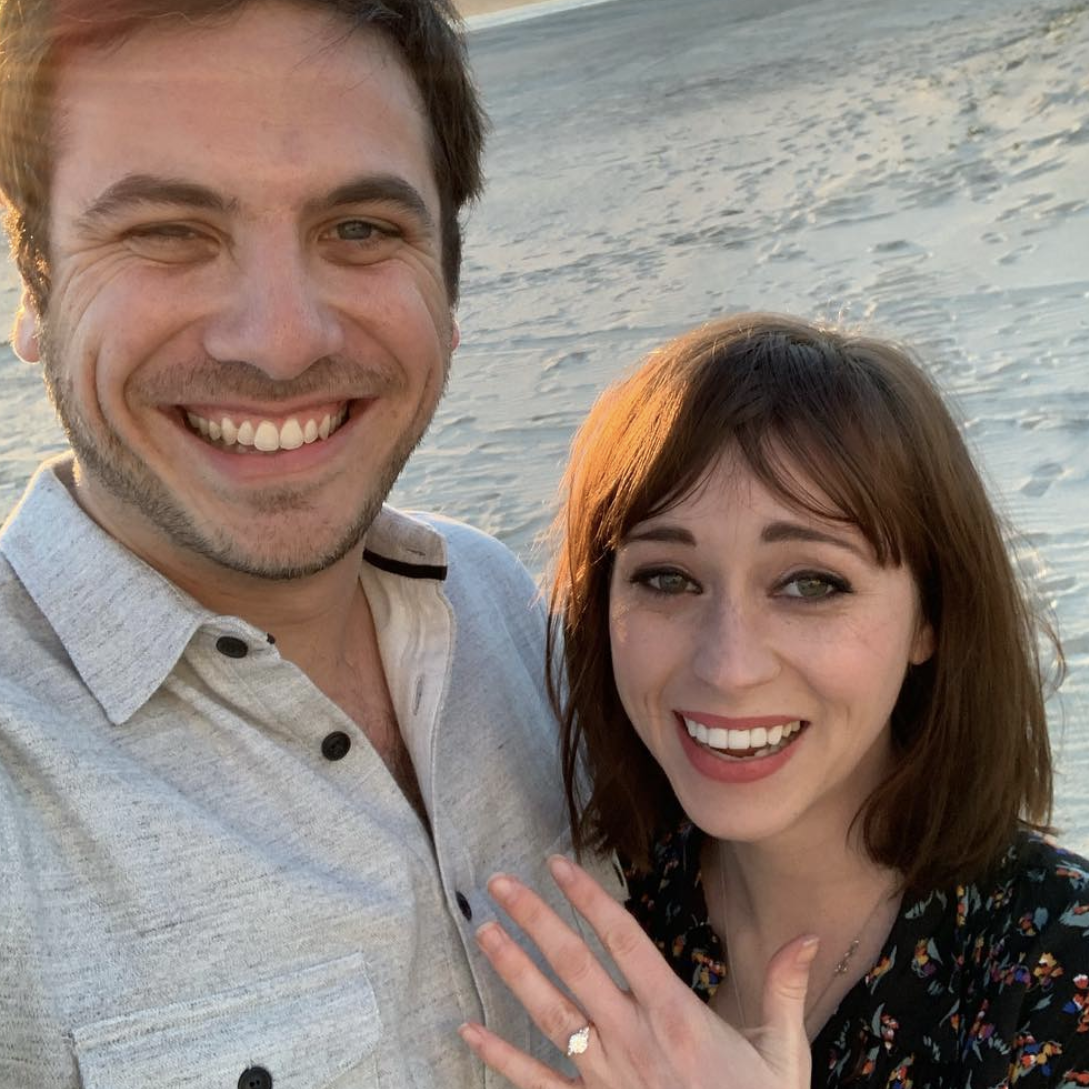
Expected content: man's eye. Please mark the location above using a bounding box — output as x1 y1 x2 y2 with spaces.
778 572 851 600
123 225 215 260
128 224 202 241
335 220 387 242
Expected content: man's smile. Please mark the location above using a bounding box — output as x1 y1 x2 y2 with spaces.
182 401 353 453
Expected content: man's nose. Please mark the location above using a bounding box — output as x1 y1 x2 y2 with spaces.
203 245 345 379
690 598 781 692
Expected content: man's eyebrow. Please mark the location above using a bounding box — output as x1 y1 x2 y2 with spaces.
760 520 867 558
76 174 237 230
306 175 435 232
74 173 435 233
621 525 697 547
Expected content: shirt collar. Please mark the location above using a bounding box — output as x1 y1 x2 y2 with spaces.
362 506 448 581
0 455 213 725
0 455 450 724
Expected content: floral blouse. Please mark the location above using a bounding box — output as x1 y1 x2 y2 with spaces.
624 823 1089 1087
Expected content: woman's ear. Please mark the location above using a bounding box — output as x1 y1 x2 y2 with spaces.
12 290 42 364
910 619 935 666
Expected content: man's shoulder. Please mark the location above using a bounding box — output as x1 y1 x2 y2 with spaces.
410 510 530 568
0 552 72 712
0 549 59 658
401 510 542 603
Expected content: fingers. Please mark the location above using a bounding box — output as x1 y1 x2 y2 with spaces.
475 915 596 1056
542 855 685 1008
459 1021 577 1089
488 870 626 1014
755 934 818 1083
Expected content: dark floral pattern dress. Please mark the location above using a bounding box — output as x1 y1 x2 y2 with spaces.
624 823 1089 1087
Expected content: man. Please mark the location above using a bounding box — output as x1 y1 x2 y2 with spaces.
0 2 620 1084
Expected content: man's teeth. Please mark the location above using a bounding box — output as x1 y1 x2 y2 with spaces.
682 717 803 754
185 408 346 452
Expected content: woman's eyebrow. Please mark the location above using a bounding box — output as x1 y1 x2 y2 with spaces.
760 520 867 559
621 525 697 546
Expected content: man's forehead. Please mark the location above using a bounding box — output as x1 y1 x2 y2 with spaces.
54 3 408 94
48 3 437 210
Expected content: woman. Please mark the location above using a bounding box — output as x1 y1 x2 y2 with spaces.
458 314 1089 1088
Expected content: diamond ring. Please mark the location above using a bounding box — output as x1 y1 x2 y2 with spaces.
566 1023 592 1057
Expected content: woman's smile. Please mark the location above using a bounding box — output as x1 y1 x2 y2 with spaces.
608 448 933 846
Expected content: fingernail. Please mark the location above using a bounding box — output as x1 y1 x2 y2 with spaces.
487 873 516 901
476 922 504 952
459 1022 484 1047
548 854 575 884
798 935 820 967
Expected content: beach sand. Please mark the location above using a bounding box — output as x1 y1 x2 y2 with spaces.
1 0 1087 844
456 0 549 16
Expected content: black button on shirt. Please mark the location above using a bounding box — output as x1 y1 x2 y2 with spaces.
215 636 249 659
456 892 473 921
238 1067 273 1089
321 731 351 761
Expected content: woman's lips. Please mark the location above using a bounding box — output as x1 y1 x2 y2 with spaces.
675 712 809 784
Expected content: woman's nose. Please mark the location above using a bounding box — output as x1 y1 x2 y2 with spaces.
690 599 781 693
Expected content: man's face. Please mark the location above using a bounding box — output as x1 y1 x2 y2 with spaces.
17 1 456 580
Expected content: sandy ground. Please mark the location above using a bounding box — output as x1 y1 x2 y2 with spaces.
456 0 549 16
2 0 1087 843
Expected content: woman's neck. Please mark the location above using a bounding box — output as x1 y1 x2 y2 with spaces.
703 829 901 1039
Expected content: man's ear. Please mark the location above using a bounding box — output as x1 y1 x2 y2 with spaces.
450 314 460 353
12 290 42 364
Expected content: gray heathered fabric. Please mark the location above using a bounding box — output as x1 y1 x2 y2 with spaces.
0 457 623 1088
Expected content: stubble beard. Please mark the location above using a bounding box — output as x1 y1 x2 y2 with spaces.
39 333 448 581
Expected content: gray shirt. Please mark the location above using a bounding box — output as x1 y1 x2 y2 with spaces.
0 457 622 1088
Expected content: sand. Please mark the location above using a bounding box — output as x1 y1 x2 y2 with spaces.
456 0 549 17
1 0 1087 845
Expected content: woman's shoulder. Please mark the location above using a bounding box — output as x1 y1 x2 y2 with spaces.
815 833 1089 1087
962 831 1089 946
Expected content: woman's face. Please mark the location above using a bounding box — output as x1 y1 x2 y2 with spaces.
608 449 933 851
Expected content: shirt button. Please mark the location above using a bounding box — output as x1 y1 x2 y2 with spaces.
215 636 249 659
238 1067 273 1089
321 731 351 761
456 891 473 921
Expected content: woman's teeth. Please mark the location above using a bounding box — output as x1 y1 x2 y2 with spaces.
682 717 803 758
185 407 348 452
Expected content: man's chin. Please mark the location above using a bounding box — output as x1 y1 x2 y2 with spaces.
166 506 379 582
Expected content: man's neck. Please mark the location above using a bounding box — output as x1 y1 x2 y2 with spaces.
67 465 372 674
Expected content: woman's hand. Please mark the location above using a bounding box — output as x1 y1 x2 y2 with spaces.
458 855 818 1089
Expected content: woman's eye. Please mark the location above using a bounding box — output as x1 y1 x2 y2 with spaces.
633 569 698 595
778 572 850 600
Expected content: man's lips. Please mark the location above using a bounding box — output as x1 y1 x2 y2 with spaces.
178 399 359 453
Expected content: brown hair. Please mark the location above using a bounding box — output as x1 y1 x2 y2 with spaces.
549 312 1058 893
0 0 486 308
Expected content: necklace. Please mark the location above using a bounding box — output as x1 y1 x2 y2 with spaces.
715 845 894 1038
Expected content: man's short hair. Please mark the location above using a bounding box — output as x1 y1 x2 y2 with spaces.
0 0 487 308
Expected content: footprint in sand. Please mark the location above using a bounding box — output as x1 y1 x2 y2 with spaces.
998 242 1037 265
1020 461 1064 497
